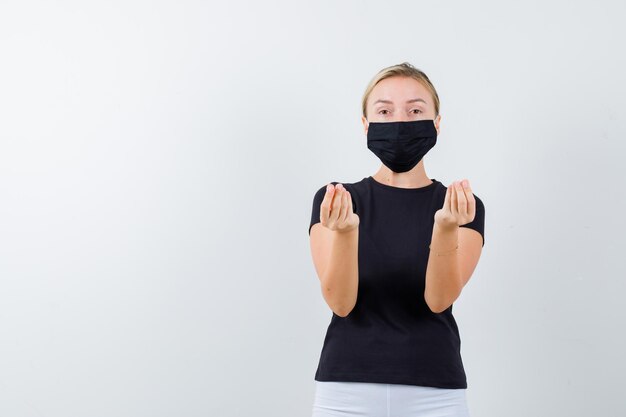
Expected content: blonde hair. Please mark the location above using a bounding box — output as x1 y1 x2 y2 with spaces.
361 62 440 119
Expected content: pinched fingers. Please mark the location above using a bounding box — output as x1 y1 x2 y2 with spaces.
454 179 476 223
347 188 354 219
461 179 476 220
453 180 468 217
319 182 358 232
320 183 335 225
339 185 350 222
331 184 344 224
322 183 344 225
322 183 347 227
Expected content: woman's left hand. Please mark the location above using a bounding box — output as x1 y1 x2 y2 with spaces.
434 179 476 230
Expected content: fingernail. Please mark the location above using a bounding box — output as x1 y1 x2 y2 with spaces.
462 180 468 188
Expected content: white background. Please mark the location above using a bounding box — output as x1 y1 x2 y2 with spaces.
1 1 625 416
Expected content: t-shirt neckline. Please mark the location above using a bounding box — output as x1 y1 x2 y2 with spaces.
367 175 439 193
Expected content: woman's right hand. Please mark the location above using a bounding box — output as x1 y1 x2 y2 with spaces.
320 183 360 233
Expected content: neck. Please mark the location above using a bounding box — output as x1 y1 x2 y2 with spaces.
373 162 432 188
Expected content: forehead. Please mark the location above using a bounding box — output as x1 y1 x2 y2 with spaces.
370 76 431 105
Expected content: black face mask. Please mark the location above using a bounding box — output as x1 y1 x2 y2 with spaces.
366 119 438 173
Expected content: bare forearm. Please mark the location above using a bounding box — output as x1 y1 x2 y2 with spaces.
321 228 359 317
424 223 461 313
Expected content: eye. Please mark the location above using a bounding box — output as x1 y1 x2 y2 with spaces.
411 109 422 114
378 109 390 115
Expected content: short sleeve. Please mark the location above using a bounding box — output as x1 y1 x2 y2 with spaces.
459 194 485 247
309 184 330 235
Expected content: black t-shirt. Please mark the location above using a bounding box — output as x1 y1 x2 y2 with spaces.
308 175 485 389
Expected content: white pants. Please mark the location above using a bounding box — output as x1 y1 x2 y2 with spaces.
312 381 471 417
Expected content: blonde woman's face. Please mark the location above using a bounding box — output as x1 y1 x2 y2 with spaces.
362 76 440 135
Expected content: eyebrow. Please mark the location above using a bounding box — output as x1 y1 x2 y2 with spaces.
373 98 427 105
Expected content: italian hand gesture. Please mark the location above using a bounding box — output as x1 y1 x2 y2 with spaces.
320 183 360 233
434 179 476 230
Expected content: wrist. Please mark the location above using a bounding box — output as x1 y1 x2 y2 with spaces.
434 219 459 233
430 222 459 256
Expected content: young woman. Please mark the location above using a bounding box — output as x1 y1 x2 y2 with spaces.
308 62 485 417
